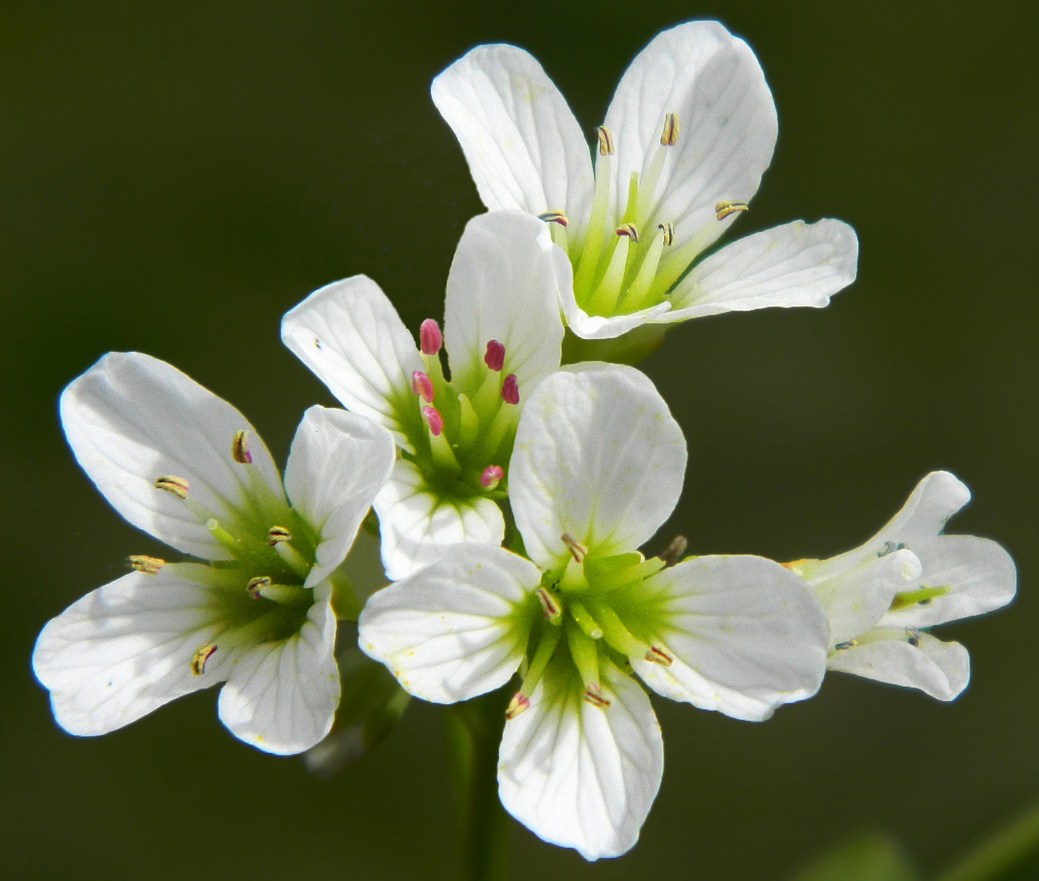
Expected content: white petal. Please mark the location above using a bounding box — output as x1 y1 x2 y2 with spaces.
358 545 538 703
801 548 921 646
880 535 1017 628
32 565 229 736
603 21 777 255
372 459 505 580
444 211 566 392
630 556 828 721
827 629 970 701
560 293 673 341
499 659 663 861
510 364 686 569
218 584 340 754
666 220 858 320
432 44 594 241
281 276 424 452
283 406 396 588
61 352 284 559
869 470 971 548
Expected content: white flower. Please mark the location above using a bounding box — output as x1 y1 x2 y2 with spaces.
432 20 858 341
791 471 1016 701
358 364 828 859
282 209 569 579
32 352 395 754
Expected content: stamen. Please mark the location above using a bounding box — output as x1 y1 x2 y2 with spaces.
190 643 217 676
561 533 587 563
421 404 444 436
484 340 505 372
129 554 165 575
660 112 679 146
505 692 530 720
535 586 563 624
615 223 639 243
878 540 907 558
231 429 252 464
419 318 442 355
538 210 569 227
657 535 687 568
570 600 604 640
266 525 292 546
583 683 611 709
597 125 615 156
479 464 504 490
246 575 271 599
834 639 858 651
410 370 434 403
889 585 948 611
657 222 675 246
906 628 922 648
501 375 519 405
715 201 749 221
155 475 189 500
645 646 674 667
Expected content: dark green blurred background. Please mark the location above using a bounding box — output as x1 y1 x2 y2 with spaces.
4 2 1036 878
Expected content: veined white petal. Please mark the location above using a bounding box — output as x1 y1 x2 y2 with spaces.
358 545 539 703
284 407 396 588
372 459 505 580
630 556 828 721
32 566 229 736
218 584 340 755
510 364 686 570
800 548 921 646
560 293 673 341
444 211 566 393
666 220 858 320
61 352 284 560
281 276 424 452
432 44 594 242
499 659 663 861
880 535 1017 629
827 629 970 702
603 21 777 257
869 471 971 548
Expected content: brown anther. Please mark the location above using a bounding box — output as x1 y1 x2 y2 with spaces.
615 223 639 243
657 534 687 567
781 559 807 571
561 533 587 563
645 646 674 667
583 683 611 709
505 692 531 720
538 210 569 227
597 125 615 156
190 643 217 676
535 586 562 623
154 475 189 500
129 554 166 575
231 429 252 464
266 525 292 546
246 576 272 599
657 222 675 246
660 112 679 146
906 629 921 648
715 200 749 221
834 639 858 651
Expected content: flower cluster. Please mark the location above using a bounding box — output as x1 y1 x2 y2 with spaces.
34 19 1014 864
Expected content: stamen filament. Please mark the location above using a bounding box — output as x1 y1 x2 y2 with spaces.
585 601 646 657
518 624 563 698
566 620 601 692
272 539 310 579
569 600 604 640
573 145 614 295
584 232 631 315
615 223 666 313
890 586 948 611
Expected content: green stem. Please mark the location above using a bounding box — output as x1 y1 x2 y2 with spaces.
445 691 511 881
935 802 1039 881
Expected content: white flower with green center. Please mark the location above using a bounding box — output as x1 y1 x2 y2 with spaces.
282 210 568 579
32 352 395 754
789 471 1016 701
432 20 858 343
358 364 828 859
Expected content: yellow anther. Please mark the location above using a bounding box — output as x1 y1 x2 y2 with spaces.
505 692 530 720
657 222 675 247
561 533 588 563
645 646 674 667
715 201 749 221
660 112 679 146
597 125 615 156
190 643 217 676
615 223 639 243
246 575 272 599
154 475 189 500
266 525 292 546
583 683 611 709
538 210 569 227
128 554 165 575
231 429 252 464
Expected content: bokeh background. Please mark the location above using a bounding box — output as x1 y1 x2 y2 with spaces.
3 1 1036 878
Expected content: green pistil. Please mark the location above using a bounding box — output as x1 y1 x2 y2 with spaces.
889 585 949 611
519 624 563 696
